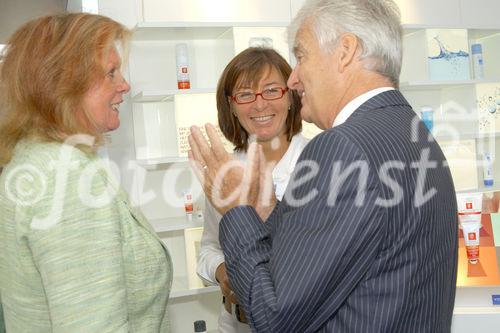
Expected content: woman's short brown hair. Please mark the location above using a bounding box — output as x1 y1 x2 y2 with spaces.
216 47 302 152
0 13 130 165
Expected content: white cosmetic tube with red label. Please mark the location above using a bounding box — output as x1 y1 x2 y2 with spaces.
461 221 481 264
184 190 193 221
456 192 483 264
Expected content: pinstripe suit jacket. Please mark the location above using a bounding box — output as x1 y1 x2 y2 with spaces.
220 90 458 332
0 141 173 332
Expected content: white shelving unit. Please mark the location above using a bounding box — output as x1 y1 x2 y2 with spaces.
149 216 203 233
134 21 289 39
136 156 188 167
132 88 216 103
397 24 500 331
130 22 289 164
455 183 500 195
433 131 500 142
170 278 219 299
398 26 500 194
400 79 500 91
138 0 291 24
146 217 220 303
134 22 231 40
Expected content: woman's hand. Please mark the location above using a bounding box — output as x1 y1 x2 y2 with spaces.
188 124 276 221
215 263 238 313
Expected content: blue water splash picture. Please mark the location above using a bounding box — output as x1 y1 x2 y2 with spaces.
428 36 470 81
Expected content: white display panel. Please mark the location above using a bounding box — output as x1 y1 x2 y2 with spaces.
141 0 291 23
394 0 460 26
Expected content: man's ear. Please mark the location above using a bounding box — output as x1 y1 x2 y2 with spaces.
337 33 359 73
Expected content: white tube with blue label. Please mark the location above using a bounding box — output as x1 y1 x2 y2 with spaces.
483 152 494 187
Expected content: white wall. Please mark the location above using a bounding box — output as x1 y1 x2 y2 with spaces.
0 0 67 43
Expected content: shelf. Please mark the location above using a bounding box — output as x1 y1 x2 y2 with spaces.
133 21 287 40
453 306 500 314
434 131 500 142
400 79 500 91
150 216 203 233
468 30 500 40
136 156 188 168
456 183 500 195
170 276 220 299
132 88 216 103
171 286 219 299
455 286 500 308
402 26 500 38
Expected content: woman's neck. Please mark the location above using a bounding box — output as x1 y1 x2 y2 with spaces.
258 134 290 163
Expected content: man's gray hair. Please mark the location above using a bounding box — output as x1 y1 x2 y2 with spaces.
289 0 403 87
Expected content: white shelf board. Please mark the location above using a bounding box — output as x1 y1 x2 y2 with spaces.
171 286 220 299
403 26 500 37
454 306 500 314
400 79 500 91
134 24 229 40
138 21 289 28
434 131 500 142
133 21 287 40
170 276 220 299
132 88 216 103
136 156 188 167
455 183 500 195
468 29 500 40
402 24 468 31
150 216 203 233
455 286 500 308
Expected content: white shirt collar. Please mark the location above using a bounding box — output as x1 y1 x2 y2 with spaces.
332 87 395 128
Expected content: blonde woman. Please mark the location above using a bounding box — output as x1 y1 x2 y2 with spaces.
0 13 172 332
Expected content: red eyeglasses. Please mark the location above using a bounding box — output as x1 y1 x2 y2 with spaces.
230 87 288 104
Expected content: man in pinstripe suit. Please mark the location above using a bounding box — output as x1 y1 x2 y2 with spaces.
189 0 458 332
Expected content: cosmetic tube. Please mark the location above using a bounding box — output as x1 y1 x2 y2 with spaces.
175 43 190 89
184 190 193 221
456 192 483 264
471 43 484 80
456 192 483 223
483 152 494 187
461 221 481 264
420 106 434 133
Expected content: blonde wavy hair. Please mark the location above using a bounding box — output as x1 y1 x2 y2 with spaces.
0 13 130 165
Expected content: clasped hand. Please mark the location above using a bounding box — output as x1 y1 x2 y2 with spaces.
187 124 276 220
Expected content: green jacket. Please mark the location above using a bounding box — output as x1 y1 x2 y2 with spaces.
0 140 173 332
0 299 4 333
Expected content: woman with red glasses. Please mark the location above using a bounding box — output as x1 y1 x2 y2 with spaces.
196 47 309 332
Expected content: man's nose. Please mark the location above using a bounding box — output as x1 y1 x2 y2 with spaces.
287 66 300 90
